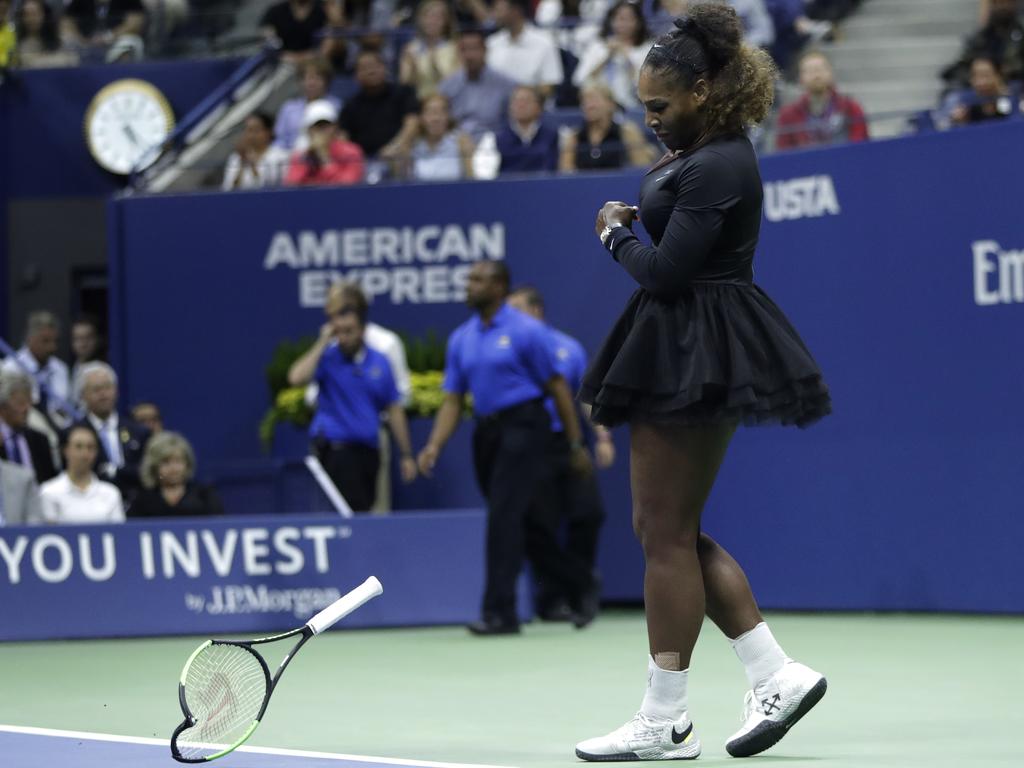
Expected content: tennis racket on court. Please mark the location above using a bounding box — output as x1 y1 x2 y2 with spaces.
170 576 383 763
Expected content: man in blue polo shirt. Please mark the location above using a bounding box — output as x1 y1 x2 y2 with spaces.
288 305 417 512
417 261 592 636
508 285 616 629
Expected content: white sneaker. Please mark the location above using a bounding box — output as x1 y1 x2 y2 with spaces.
576 711 701 761
725 661 826 758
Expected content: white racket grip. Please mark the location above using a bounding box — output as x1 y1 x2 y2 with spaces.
307 576 383 635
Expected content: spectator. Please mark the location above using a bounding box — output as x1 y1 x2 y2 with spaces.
2 311 72 430
764 0 832 69
943 0 1024 87
0 372 57 484
439 29 518 140
15 0 78 68
287 305 417 513
130 401 164 435
559 81 655 172
727 0 775 49
70 314 104 402
775 50 868 151
496 85 560 174
39 425 125 524
949 56 1018 125
285 99 365 186
486 0 565 100
73 361 150 502
0 459 43 525
60 0 147 62
399 0 459 99
572 0 653 110
319 0 351 74
260 0 328 63
535 0 609 58
404 94 475 181
338 49 420 175
223 112 291 190
274 58 342 152
0 0 13 68
129 431 223 518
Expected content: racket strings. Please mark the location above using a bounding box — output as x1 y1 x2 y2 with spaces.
175 643 268 759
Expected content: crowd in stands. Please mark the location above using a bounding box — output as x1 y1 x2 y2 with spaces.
0 310 221 525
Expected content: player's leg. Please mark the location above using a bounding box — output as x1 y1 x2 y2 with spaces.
576 420 735 761
698 533 827 758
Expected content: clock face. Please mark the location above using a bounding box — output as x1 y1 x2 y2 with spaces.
84 79 175 175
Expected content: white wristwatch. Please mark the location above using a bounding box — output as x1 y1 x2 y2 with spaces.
600 223 624 246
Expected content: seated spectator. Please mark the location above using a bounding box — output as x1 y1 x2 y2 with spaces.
497 85 560 174
15 0 78 68
0 0 13 68
130 401 164 435
274 58 342 152
943 0 1024 88
775 50 868 151
765 0 833 69
399 0 459 99
572 0 653 110
404 94 475 181
0 458 42 525
223 113 291 190
728 0 775 49
2 311 72 430
70 313 104 403
261 0 327 64
339 49 420 171
287 305 417 513
535 0 609 58
60 0 147 62
73 361 150 502
486 0 565 101
129 431 223 518
949 56 1018 125
285 99 365 185
439 29 518 140
319 0 351 74
559 81 655 172
39 425 124 524
0 372 57 484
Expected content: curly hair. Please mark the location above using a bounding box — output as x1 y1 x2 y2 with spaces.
643 3 777 137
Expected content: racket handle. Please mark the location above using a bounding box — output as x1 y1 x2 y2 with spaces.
307 576 383 635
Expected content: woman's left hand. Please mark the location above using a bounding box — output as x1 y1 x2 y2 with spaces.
595 201 638 238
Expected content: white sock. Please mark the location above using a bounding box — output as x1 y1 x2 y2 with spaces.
640 656 688 721
731 622 791 690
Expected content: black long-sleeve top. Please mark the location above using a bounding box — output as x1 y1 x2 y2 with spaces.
605 134 764 299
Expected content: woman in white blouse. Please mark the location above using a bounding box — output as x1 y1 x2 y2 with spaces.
405 94 475 181
39 425 124 525
572 0 653 110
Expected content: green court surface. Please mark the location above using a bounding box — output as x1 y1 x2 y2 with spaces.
0 610 1018 767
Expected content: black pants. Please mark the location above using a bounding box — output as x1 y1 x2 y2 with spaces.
472 399 551 624
527 431 606 610
314 439 380 513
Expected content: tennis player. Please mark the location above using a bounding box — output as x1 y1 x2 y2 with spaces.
575 4 831 760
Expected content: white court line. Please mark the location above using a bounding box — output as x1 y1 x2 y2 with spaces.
0 725 518 768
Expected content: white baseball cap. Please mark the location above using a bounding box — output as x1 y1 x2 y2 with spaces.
303 99 338 129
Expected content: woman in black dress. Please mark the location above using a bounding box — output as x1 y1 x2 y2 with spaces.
129 432 224 518
575 5 830 762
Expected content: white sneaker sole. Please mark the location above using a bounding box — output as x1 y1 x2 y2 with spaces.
575 741 701 762
725 677 827 758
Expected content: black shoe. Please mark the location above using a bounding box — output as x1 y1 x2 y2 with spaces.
537 599 574 622
467 616 520 636
572 573 602 629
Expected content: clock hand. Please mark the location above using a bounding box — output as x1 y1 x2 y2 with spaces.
122 124 139 146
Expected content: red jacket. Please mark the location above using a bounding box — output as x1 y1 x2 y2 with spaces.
775 89 869 151
285 139 365 186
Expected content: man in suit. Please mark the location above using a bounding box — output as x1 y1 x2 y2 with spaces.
72 362 150 502
0 371 58 484
0 458 43 525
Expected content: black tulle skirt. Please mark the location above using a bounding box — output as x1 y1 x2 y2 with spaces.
579 282 832 428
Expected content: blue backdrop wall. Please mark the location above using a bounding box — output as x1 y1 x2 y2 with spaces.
108 121 1024 613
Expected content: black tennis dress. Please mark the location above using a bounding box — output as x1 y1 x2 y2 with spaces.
579 133 831 428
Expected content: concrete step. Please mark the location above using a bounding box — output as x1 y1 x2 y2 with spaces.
839 15 976 39
857 0 976 19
